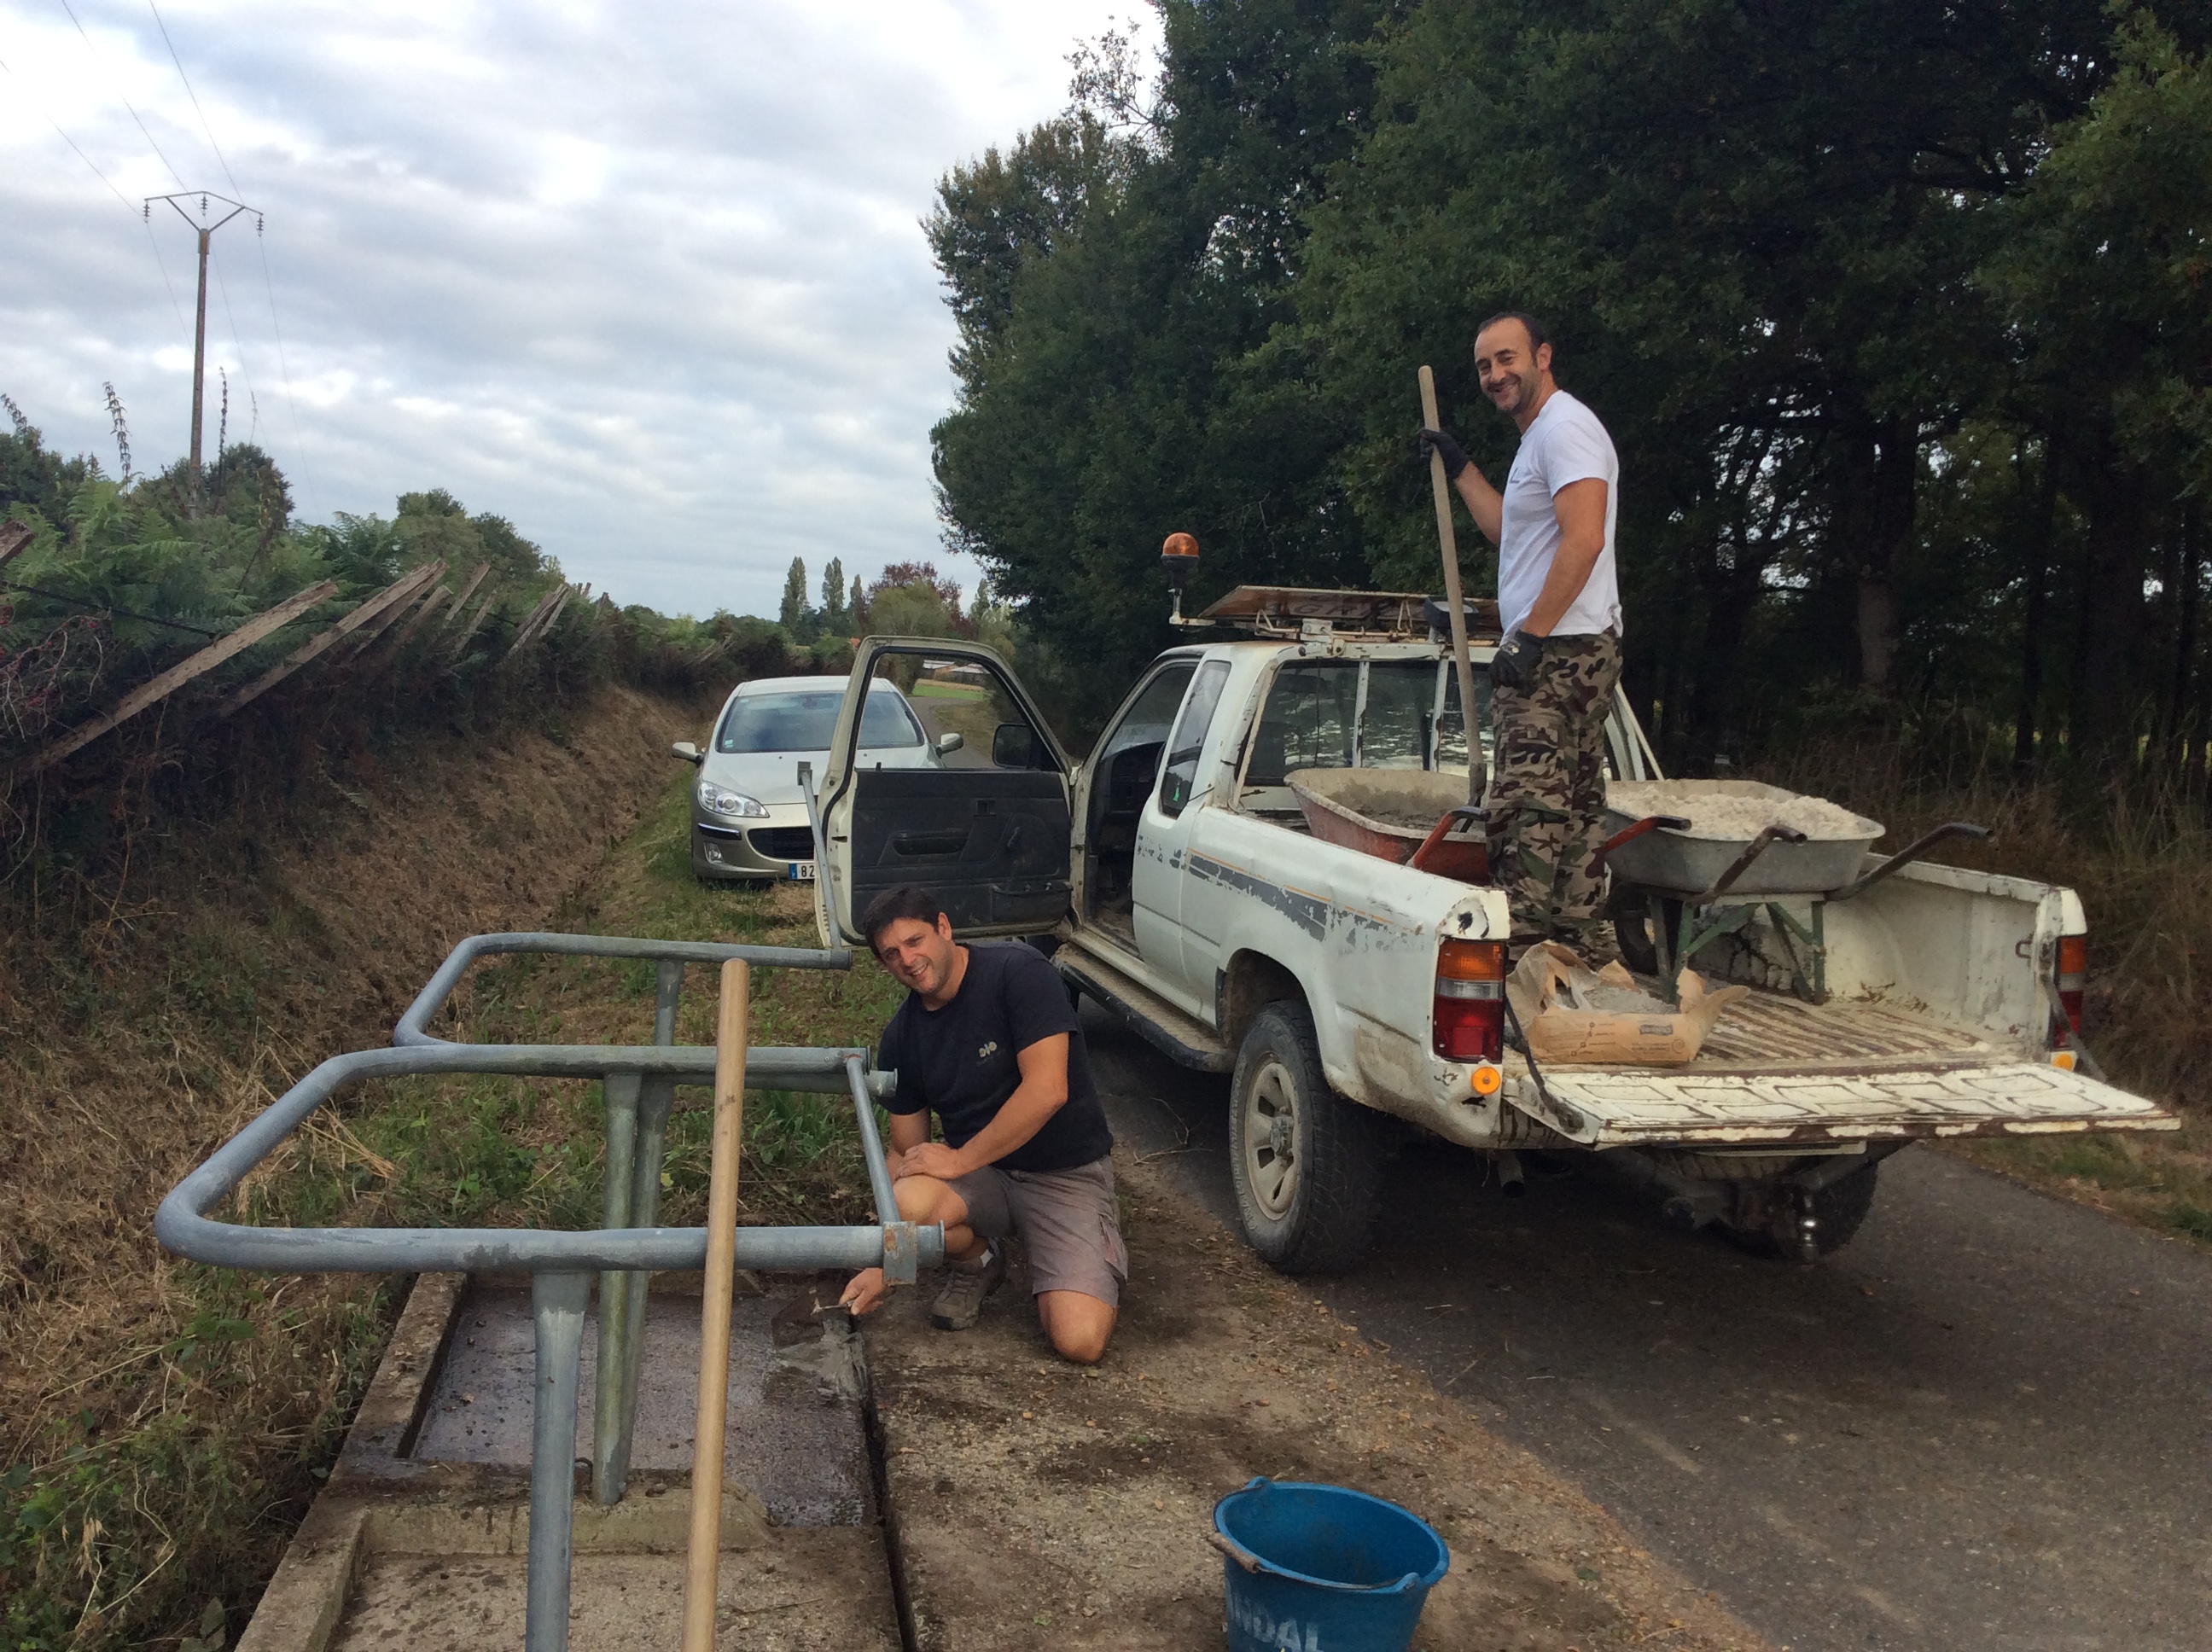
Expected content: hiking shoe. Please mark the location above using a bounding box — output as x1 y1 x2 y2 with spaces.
929 1245 1005 1332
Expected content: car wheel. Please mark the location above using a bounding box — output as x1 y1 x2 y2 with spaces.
1228 1001 1386 1274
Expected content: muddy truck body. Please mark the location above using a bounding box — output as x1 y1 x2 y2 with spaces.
807 605 2174 1269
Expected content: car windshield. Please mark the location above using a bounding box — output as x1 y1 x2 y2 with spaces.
716 689 922 754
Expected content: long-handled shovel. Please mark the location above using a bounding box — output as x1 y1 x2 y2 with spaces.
1420 364 1488 804
681 959 749 1651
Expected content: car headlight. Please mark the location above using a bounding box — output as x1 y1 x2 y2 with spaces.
697 782 770 818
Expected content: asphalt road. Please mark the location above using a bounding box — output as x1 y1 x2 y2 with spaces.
1085 1003 2212 1651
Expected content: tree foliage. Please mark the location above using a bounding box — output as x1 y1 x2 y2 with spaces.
933 0 2212 778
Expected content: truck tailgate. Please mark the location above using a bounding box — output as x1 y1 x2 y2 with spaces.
1502 989 2176 1147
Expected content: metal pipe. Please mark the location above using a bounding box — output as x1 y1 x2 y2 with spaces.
394 932 851 1048
592 1072 640 1504
609 958 685 1497
1493 1149 1527 1197
527 1270 591 1652
847 1054 900 1229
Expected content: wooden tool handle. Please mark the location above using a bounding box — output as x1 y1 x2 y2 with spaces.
681 959 750 1651
1421 364 1487 804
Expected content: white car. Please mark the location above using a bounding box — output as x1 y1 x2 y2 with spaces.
672 675 958 881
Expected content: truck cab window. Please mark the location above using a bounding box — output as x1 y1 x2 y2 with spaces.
1084 661 1197 942
1158 660 1231 818
1245 661 1358 787
1360 661 1436 770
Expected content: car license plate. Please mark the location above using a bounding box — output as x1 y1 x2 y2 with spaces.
788 862 817 881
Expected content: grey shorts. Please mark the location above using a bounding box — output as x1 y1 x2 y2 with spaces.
946 1155 1127 1307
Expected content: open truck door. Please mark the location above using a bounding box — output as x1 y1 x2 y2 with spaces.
811 637 1074 946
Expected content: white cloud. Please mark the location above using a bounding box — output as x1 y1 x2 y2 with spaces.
0 0 1157 615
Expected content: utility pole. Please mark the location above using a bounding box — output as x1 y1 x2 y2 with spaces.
145 191 257 514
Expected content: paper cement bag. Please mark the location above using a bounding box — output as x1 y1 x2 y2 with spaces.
1505 940 1749 1066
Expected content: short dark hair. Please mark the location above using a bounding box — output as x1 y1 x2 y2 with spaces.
1476 311 1550 355
860 883 947 949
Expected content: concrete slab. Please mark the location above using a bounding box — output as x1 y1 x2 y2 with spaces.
416 1280 872 1526
236 1271 901 1652
329 1532 901 1652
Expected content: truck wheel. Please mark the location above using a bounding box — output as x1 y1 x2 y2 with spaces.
1228 1001 1385 1274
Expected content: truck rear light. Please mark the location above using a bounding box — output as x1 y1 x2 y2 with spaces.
1434 939 1505 1063
2056 934 2087 1038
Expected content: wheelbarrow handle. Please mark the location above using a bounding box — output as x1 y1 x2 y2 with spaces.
1828 820 1991 904
1410 804 1487 873
1592 812 1691 875
1693 823 1806 907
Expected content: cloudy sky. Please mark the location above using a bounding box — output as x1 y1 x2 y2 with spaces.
0 1 1154 617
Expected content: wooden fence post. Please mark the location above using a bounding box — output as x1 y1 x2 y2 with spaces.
0 520 32 572
218 562 444 718
441 563 492 631
22 579 337 773
338 561 446 660
446 587 500 661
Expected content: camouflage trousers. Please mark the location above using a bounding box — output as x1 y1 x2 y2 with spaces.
1485 631 1623 942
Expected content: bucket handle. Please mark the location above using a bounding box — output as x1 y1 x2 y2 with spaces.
1206 1529 1262 1574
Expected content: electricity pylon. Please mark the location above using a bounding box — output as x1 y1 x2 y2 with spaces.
145 191 258 510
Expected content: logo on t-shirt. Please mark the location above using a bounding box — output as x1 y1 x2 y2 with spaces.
978 1039 1000 1062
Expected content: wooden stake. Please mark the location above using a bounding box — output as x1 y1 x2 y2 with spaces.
681 959 750 1652
1421 364 1487 803
218 561 442 716
26 579 335 771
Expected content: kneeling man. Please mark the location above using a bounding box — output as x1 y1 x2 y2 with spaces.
837 884 1125 1364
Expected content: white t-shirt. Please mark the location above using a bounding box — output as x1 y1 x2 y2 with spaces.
1496 389 1621 638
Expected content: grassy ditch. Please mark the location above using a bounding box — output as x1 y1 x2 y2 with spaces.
0 773 903 1649
1751 740 2212 1249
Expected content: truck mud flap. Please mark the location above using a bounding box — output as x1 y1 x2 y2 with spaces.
1504 1060 2177 1149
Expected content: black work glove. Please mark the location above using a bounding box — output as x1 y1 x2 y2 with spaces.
1489 629 1543 695
1417 427 1470 481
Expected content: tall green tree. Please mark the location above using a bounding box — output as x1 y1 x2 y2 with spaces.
931 1 1402 721
778 556 810 637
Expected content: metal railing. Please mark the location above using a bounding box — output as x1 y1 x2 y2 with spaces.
155 933 937 1652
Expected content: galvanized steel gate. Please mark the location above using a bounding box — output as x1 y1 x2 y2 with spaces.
156 932 940 1652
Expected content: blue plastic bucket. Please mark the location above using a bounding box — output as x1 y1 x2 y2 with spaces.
1213 1477 1450 1652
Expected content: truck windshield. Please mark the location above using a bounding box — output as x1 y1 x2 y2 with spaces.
718 689 922 753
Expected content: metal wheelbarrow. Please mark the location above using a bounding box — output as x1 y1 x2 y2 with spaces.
1593 784 1989 1002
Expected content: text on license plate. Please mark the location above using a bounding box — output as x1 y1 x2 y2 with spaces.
788 862 817 881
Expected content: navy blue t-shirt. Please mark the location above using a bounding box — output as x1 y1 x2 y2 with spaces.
879 942 1112 1174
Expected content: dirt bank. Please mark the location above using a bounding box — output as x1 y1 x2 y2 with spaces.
0 682 711 1646
864 1148 1769 1651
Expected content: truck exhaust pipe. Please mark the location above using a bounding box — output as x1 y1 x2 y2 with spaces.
1492 1149 1527 1198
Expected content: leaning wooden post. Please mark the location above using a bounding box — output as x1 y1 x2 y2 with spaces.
1421 364 1487 803
681 959 749 1651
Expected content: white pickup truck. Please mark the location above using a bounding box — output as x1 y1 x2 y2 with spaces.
806 592 2174 1271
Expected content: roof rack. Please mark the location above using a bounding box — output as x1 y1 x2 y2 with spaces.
1192 584 1502 643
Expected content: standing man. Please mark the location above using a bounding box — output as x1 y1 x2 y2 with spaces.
837 884 1126 1364
1418 311 1622 957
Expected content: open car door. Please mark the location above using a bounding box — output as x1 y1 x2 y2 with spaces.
812 637 1074 945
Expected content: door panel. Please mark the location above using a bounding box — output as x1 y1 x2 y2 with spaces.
848 770 1071 932
822 637 1072 941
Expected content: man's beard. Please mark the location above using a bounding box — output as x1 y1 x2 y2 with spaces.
1487 373 1533 416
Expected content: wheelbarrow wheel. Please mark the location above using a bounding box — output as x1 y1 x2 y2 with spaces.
1608 884 1680 979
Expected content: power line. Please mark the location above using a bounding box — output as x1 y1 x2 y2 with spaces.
55 0 188 188
145 0 242 198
